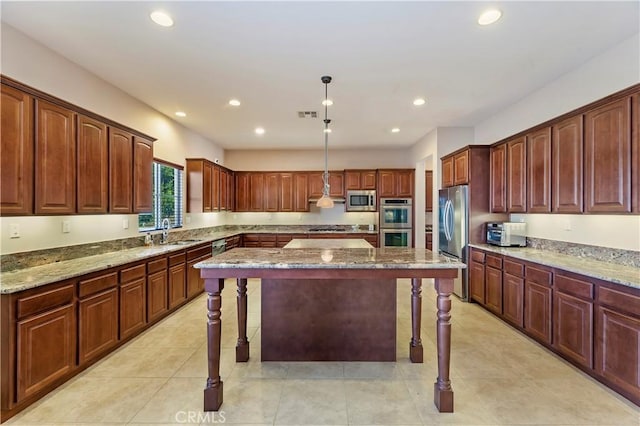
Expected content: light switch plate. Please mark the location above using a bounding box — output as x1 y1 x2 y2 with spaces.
122 218 129 229
9 224 20 238
62 220 71 233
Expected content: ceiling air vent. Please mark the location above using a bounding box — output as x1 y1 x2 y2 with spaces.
298 111 318 118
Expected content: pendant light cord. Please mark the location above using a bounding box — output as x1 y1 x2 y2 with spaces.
323 78 331 196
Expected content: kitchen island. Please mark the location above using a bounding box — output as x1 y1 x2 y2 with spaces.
196 246 464 413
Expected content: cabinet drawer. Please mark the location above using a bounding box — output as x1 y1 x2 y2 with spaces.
503 259 524 277
17 283 75 320
169 252 186 266
485 254 502 269
243 234 260 244
187 245 211 261
471 250 485 264
599 286 640 317
555 273 594 300
525 265 552 286
78 272 118 298
261 234 277 242
147 257 168 274
120 263 145 283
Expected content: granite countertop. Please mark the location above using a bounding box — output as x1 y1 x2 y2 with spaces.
195 247 465 270
284 238 374 249
469 243 640 290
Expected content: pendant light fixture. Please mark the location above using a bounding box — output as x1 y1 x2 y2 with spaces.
316 75 334 208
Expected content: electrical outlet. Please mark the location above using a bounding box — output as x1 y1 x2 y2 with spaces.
185 216 191 224
563 217 572 231
62 220 71 233
122 218 129 229
9 224 20 238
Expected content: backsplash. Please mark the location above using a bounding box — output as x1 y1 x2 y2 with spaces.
527 237 640 268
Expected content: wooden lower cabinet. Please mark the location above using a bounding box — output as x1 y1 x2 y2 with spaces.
502 273 524 327
17 304 75 401
524 281 552 344
469 260 485 305
168 254 187 309
120 278 146 340
485 266 502 315
147 270 168 322
78 288 118 364
553 290 593 369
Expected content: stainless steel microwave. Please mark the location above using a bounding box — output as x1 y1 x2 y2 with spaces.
486 222 526 247
346 190 376 212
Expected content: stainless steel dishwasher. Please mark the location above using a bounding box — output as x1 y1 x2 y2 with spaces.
212 239 226 255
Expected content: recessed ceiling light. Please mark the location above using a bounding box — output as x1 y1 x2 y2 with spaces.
175 111 186 117
150 10 174 27
255 127 265 135
229 99 241 106
413 98 426 106
391 128 400 133
322 99 333 106
478 9 502 26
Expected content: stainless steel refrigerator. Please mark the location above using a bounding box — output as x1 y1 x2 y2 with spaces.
438 185 469 300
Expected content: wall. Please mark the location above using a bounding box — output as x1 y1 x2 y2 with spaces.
0 24 226 254
472 33 640 251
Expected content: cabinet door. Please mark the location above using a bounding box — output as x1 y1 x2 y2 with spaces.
425 171 433 212
212 165 220 211
362 170 377 190
308 172 324 198
585 98 631 213
441 157 454 188
264 172 280 212
77 115 108 213
168 263 186 309
227 170 235 211
596 306 640 402
553 291 593 368
632 94 639 213
527 127 551 213
279 173 294 212
294 173 309 212
469 260 485 305
220 169 228 211
186 259 204 298
133 137 153 213
490 144 507 213
120 278 147 340
203 162 213 212
453 151 469 185
425 232 432 251
485 266 502 315
249 173 265 211
524 281 552 345
109 128 133 213
79 288 118 364
502 273 524 327
234 172 250 212
1 84 33 215
378 170 396 197
507 137 527 212
553 115 583 213
17 304 75 401
35 100 76 214
396 170 414 197
147 270 168 322
345 171 361 190
329 172 345 197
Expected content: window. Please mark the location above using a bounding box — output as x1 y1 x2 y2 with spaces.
139 161 183 231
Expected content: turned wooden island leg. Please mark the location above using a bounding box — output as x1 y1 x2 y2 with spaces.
433 277 454 413
410 278 423 363
236 278 250 362
204 278 224 411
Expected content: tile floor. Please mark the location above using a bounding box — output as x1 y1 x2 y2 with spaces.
6 278 639 425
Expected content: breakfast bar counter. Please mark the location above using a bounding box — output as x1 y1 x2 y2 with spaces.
195 247 464 413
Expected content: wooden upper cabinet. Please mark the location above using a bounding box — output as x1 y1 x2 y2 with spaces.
441 156 454 188
329 172 344 197
585 98 631 213
35 100 76 215
507 137 527 212
220 168 228 211
279 173 294 212
203 162 213 212
1 84 34 215
378 170 396 197
453 150 469 186
396 169 414 197
490 143 507 213
345 170 377 190
77 115 108 214
378 169 414 197
633 93 639 213
553 115 584 213
108 127 133 213
527 127 551 213
425 171 433 212
294 173 309 212
308 172 324 199
234 172 250 212
212 165 220 211
133 137 153 213
264 172 280 212
249 173 264 211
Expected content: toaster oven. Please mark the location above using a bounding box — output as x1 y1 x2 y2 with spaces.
486 222 527 247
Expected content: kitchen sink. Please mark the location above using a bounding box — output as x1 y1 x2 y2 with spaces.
172 239 204 245
309 227 346 232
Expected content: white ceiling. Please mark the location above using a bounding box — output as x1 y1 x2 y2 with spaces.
1 1 638 150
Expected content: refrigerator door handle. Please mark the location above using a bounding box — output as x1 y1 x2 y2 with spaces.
443 200 453 241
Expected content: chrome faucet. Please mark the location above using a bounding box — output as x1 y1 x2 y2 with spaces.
161 218 171 244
